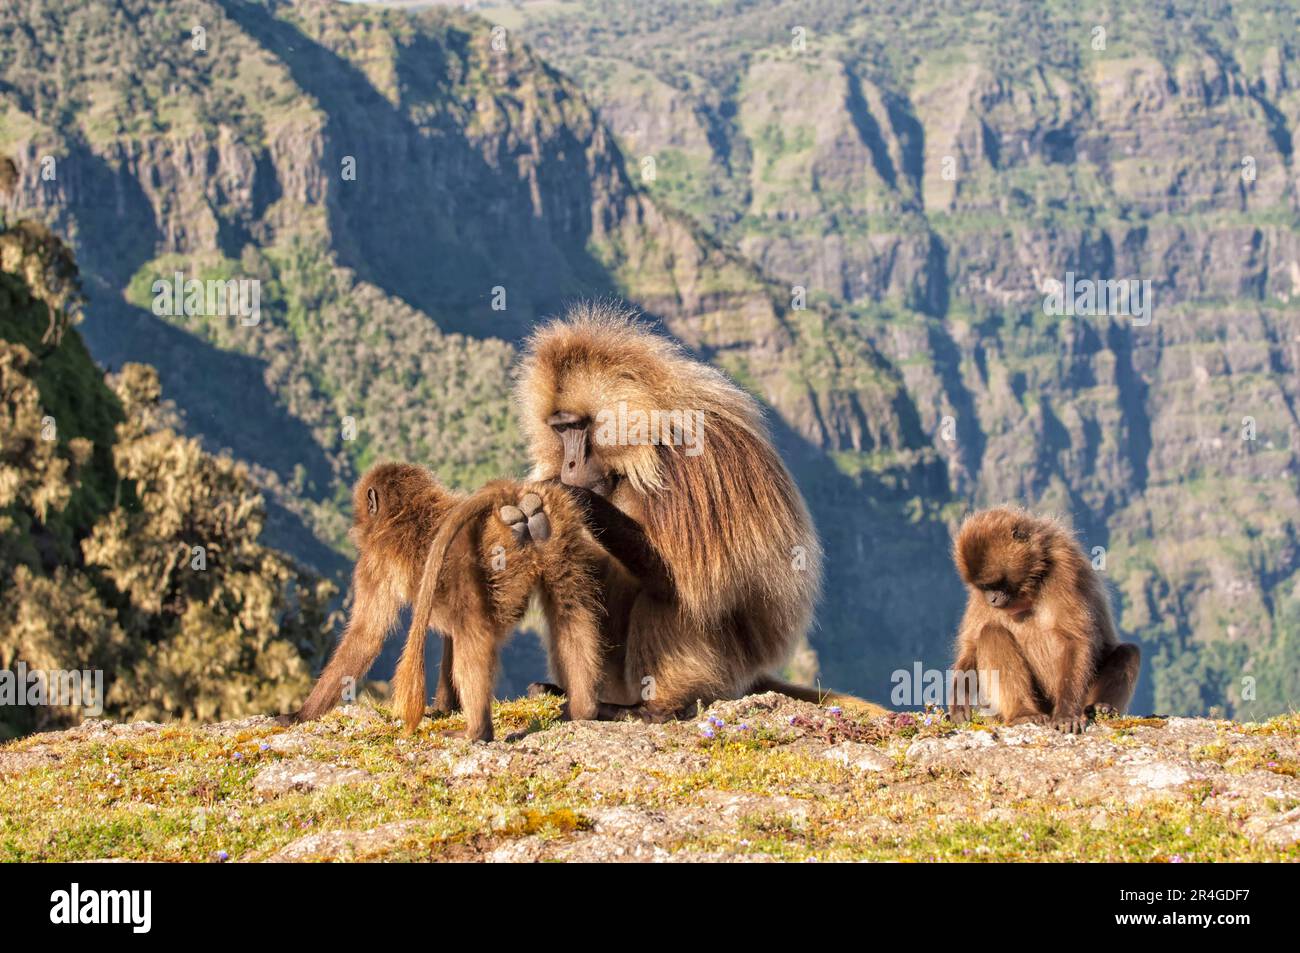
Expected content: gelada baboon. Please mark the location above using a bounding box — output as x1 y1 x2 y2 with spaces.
393 476 605 741
948 507 1140 733
295 464 604 742
516 302 882 719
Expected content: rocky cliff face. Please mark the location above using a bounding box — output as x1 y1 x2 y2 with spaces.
477 0 1300 717
1 0 1297 716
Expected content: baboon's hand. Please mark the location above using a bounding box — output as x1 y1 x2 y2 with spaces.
519 492 550 541
1050 708 1088 734
948 670 977 722
499 493 551 543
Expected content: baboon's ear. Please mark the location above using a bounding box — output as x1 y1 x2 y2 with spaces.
367 486 379 516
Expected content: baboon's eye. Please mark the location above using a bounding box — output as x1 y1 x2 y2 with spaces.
1012 526 1030 542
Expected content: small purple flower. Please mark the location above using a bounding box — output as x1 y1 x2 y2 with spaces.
233 752 243 761
1170 854 1184 863
1021 832 1031 842
739 723 750 731
698 723 716 739
709 716 725 728
827 706 842 717
259 742 270 751
788 715 798 725
217 850 229 862
1184 826 1192 836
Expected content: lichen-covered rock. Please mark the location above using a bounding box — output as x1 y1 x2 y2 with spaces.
252 758 369 798
2 697 1298 862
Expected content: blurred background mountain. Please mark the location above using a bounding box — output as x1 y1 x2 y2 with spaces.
1 0 1298 725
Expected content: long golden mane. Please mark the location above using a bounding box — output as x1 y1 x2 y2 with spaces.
516 302 821 631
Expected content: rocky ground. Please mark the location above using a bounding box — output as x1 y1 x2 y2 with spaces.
1 693 1298 862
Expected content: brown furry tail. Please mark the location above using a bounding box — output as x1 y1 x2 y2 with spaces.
749 675 889 717
391 494 497 731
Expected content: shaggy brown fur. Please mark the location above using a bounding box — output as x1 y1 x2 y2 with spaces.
516 302 882 718
393 476 604 741
295 464 604 742
949 507 1140 732
295 463 454 723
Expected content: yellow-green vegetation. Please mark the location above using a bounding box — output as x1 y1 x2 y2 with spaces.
3 696 1297 862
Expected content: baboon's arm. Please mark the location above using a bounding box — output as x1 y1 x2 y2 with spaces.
560 485 673 601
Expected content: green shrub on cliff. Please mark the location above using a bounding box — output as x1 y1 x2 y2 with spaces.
0 217 335 738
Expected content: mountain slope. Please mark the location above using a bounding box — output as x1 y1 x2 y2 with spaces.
4 0 1299 715
1 0 961 703
475 0 1300 717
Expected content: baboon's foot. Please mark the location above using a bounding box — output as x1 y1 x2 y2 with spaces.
498 492 551 543
1003 712 1052 728
527 681 565 699
1086 702 1119 719
561 699 599 722
596 701 678 724
1050 710 1089 734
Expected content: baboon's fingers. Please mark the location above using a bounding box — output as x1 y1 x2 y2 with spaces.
527 510 551 542
519 492 543 516
498 502 529 543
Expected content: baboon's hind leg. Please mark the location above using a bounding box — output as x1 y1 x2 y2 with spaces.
433 636 460 713
543 597 603 722
1085 643 1140 715
447 619 501 743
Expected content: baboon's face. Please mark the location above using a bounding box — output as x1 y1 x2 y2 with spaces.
956 510 1046 612
546 410 659 506
548 411 619 497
